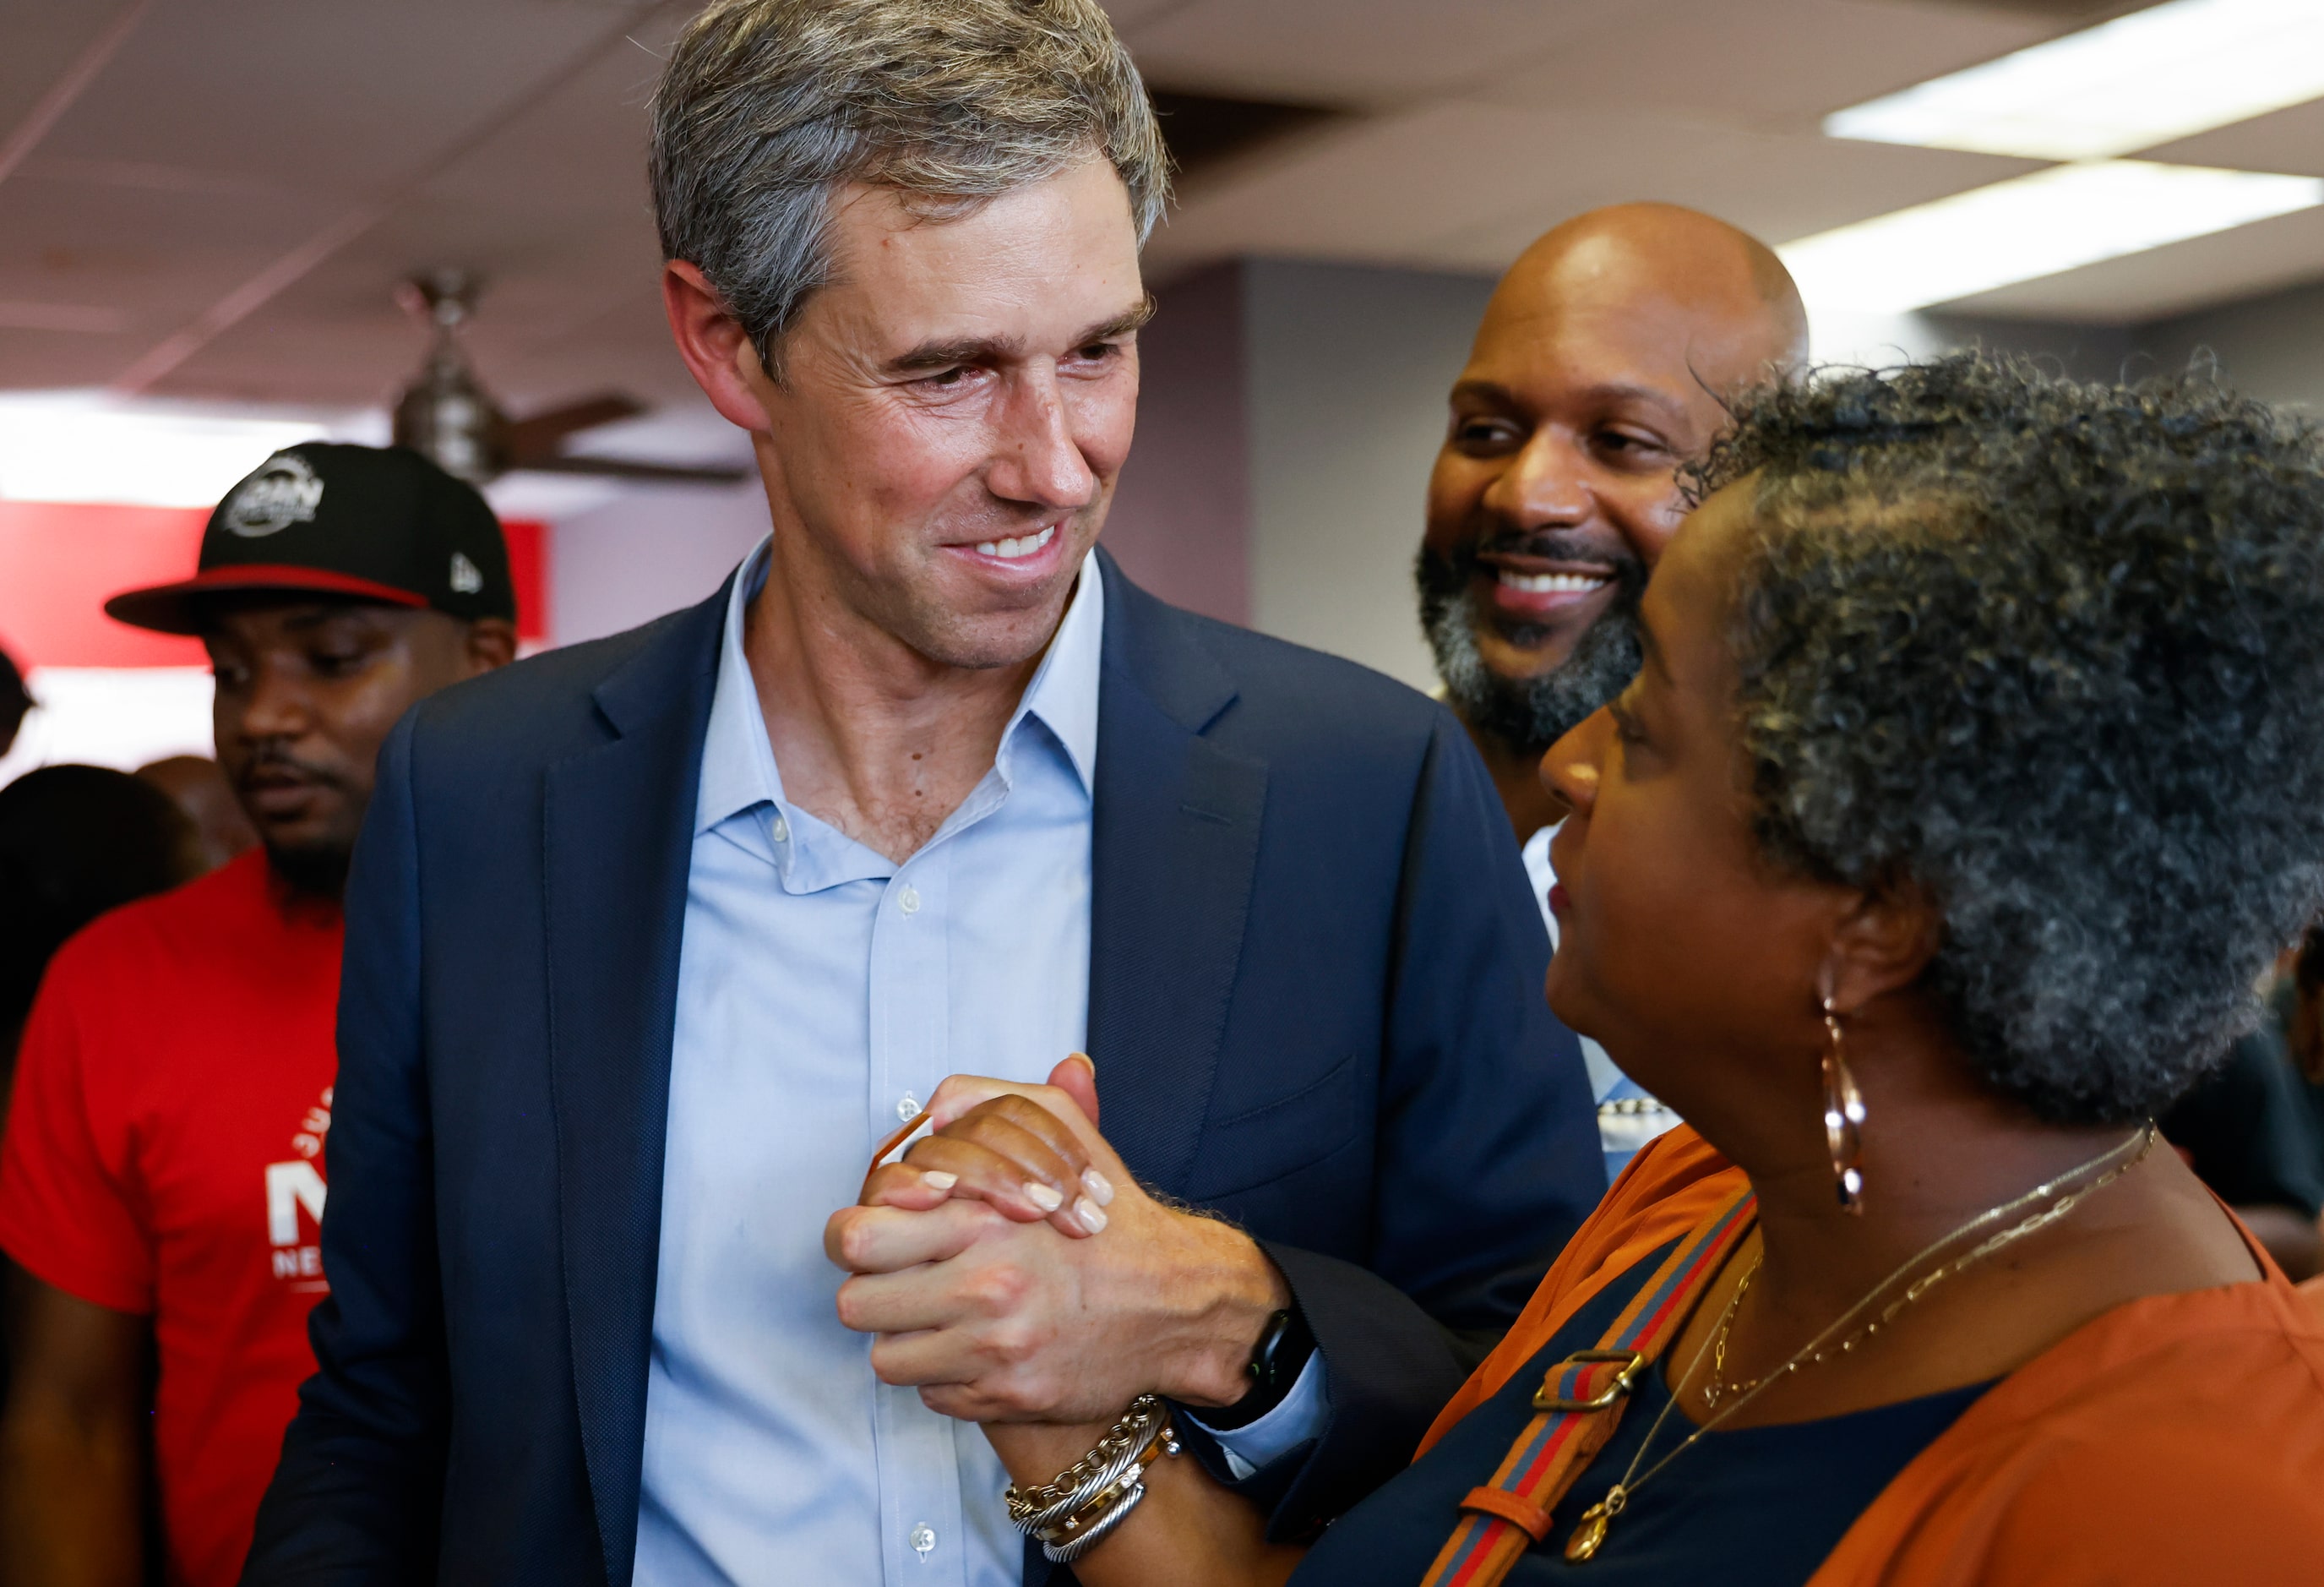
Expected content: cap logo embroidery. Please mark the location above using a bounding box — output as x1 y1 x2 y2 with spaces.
449 551 483 595
224 452 325 537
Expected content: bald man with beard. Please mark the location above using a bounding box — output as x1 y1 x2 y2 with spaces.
1416 203 1808 1173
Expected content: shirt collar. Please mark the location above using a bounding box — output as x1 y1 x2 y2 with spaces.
696 538 1105 837
695 542 786 837
1010 546 1103 796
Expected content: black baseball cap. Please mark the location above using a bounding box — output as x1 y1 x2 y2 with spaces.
106 443 516 635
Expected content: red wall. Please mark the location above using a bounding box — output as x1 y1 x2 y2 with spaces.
0 501 547 668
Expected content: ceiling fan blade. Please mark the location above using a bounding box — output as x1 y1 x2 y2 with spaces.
504 393 650 465
515 453 752 485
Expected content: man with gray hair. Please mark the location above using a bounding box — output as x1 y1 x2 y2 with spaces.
243 3 1600 1584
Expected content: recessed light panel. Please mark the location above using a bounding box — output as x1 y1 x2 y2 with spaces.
1827 0 2324 161
1777 160 2324 313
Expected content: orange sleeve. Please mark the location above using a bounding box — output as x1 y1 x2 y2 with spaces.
1968 1421 2324 1584
1814 1286 2324 1587
0 940 157 1315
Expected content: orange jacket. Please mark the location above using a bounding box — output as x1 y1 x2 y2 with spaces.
1420 1127 2324 1584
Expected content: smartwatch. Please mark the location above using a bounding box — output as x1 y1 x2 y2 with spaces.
1199 1305 1316 1430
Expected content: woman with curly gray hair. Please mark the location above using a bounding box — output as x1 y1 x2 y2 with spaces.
893 354 2324 1584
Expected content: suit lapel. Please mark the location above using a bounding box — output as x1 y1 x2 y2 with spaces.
539 556 1265 1582
542 586 727 1587
1086 554 1268 1192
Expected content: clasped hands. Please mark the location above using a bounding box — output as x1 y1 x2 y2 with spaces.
823 1055 1291 1425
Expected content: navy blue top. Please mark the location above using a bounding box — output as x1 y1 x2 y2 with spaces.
1293 1241 1993 1585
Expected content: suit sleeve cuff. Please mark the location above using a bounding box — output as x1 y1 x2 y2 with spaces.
1184 1350 1329 1479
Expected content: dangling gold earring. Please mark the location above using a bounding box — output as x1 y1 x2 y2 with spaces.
1821 996 1866 1213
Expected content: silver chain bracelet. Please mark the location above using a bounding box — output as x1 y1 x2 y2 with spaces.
1003 1393 1182 1563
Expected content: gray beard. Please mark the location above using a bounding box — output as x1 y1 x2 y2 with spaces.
1418 555 1645 760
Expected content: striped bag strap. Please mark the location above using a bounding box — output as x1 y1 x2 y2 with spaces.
1418 1188 1757 1587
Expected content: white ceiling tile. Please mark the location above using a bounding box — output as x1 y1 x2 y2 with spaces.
1146 104 1574 270
35 0 656 195
1423 128 2039 270
1149 102 2034 276
1124 0 1613 106
1470 0 2057 128
151 8 678 408
0 0 143 149
0 171 340 341
2138 97 2324 179
0 327 139 390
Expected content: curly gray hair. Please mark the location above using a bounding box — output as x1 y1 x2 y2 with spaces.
649 0 1168 374
1692 355 2324 1124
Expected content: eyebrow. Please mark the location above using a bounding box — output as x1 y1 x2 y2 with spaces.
1448 378 1693 426
883 296 1157 377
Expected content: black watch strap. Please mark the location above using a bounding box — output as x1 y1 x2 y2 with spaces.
1195 1304 1317 1431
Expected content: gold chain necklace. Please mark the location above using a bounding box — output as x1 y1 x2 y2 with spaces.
1565 1121 2157 1563
1704 1121 2159 1409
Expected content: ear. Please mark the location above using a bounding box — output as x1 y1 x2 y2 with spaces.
1817 877 1941 1018
661 259 777 434
464 617 518 676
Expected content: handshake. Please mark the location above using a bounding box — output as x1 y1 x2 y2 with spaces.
823 1055 1294 1426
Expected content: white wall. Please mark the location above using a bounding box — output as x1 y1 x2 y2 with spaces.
548 482 770 647
2140 279 2324 414
1102 263 1251 624
1241 259 1497 691
0 668 216 787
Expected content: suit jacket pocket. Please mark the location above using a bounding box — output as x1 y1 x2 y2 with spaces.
1187 1049 1370 1201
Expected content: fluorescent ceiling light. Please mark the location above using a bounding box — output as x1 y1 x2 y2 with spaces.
1777 160 2324 314
1827 0 2324 161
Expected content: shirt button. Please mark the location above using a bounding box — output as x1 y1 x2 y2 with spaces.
770 813 789 843
896 1092 921 1123
898 885 921 915
910 1522 937 1557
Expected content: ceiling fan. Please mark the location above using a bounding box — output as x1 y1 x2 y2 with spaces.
389 269 747 487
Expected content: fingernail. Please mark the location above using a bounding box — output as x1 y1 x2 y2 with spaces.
1024 1181 1064 1212
1075 1197 1108 1232
921 1170 958 1192
1080 1168 1115 1206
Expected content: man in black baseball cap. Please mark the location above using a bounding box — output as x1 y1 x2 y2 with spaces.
0 444 514 1587
106 441 518 894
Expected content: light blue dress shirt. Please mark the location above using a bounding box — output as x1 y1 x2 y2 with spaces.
635 543 1314 1586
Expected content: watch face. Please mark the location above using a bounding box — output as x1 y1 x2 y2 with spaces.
1250 1307 1296 1388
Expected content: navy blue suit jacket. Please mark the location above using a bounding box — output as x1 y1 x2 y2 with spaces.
242 552 1603 1584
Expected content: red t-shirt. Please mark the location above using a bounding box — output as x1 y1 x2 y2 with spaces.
0 848 341 1587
